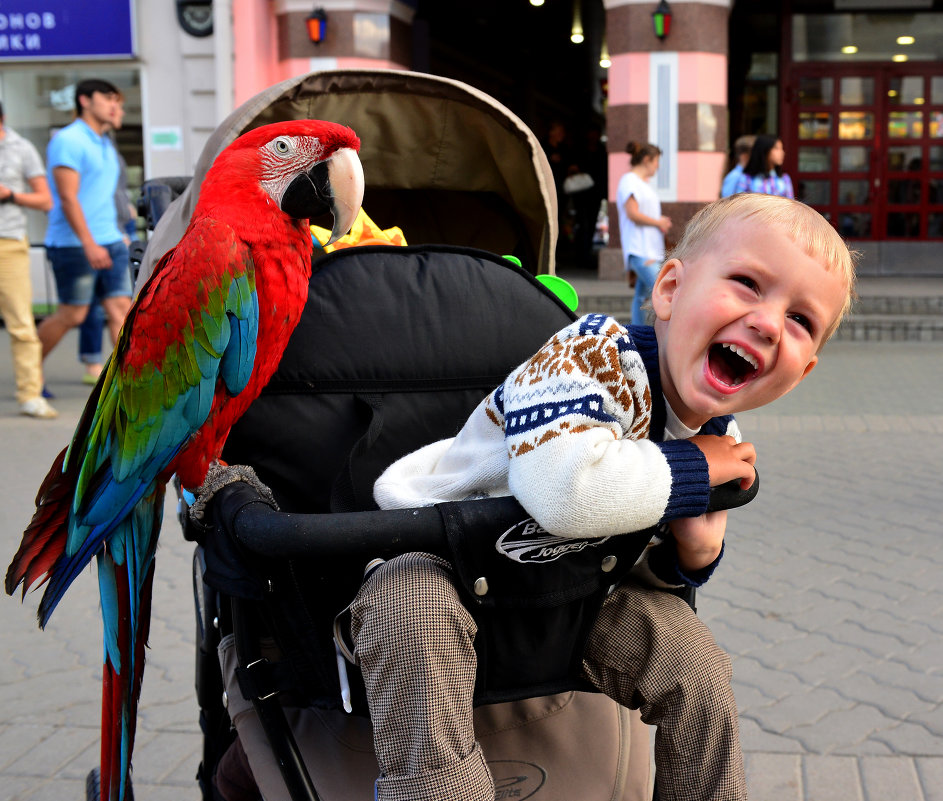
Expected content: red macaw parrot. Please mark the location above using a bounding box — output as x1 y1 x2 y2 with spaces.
6 120 364 801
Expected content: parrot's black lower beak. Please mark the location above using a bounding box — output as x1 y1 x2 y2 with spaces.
280 147 364 244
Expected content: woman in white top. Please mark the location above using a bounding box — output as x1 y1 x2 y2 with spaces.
615 142 672 324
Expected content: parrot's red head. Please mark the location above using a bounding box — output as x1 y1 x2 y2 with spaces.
200 120 364 244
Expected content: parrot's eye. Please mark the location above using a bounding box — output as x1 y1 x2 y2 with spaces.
273 138 291 155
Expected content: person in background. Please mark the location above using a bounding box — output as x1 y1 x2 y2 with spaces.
570 123 609 270
733 134 794 199
0 100 57 419
720 135 756 198
77 96 137 385
616 141 672 324
37 78 132 378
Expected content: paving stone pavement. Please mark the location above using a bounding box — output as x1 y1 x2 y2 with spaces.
704 340 943 801
1 330 940 800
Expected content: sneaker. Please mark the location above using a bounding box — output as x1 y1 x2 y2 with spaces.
42 385 55 399
82 364 103 385
20 396 59 419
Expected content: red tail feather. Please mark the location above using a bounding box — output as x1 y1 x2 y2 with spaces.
5 446 71 598
99 558 155 801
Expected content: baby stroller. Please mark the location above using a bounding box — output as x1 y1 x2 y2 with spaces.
134 70 754 801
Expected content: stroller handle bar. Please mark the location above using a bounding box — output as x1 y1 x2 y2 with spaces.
211 473 759 562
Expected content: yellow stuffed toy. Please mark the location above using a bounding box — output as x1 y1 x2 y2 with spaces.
311 208 407 252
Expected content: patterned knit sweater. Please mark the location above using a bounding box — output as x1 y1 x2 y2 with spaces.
374 314 739 587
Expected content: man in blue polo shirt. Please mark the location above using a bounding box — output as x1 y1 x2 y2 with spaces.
37 78 132 376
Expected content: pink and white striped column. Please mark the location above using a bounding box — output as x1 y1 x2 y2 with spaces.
600 0 731 278
233 0 414 107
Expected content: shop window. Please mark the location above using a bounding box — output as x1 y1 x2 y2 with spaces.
887 179 921 204
886 212 921 237
932 77 943 105
888 76 925 106
798 179 830 205
838 111 873 140
793 13 943 62
840 146 869 171
888 146 923 171
840 77 873 106
930 146 943 170
799 112 831 139
799 146 831 172
0 66 142 245
888 111 923 139
838 179 870 205
837 213 871 238
927 213 943 237
799 76 832 105
747 52 778 81
930 112 943 138
928 179 943 203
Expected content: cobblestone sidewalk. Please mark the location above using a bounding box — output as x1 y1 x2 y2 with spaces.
1 335 940 800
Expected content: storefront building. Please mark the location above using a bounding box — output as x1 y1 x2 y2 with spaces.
1 0 939 291
730 0 943 276
602 0 943 278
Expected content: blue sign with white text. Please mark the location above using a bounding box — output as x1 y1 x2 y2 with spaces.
0 1 134 60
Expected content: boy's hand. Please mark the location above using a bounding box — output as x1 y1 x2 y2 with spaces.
670 510 727 572
690 434 757 490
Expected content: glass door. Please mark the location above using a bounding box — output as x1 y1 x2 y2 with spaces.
786 66 943 240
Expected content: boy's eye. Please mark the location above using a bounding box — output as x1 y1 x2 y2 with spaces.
732 275 757 291
788 313 814 335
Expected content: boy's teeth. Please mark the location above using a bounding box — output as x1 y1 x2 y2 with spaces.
722 343 758 369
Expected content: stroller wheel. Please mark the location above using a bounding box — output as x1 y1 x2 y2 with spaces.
86 767 135 801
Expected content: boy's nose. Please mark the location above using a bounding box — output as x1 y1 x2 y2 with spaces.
747 307 781 344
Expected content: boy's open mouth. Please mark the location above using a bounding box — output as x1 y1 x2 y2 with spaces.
707 342 759 388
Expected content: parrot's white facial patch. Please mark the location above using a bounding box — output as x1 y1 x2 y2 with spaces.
259 135 327 203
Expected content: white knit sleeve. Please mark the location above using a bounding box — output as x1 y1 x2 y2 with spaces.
502 316 707 538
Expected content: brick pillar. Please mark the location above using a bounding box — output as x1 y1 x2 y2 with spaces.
600 0 730 279
272 0 414 82
233 1 415 105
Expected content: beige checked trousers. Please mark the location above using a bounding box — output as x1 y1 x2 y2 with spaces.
350 552 747 801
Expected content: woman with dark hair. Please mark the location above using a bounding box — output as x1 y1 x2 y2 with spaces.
733 134 794 198
616 141 672 324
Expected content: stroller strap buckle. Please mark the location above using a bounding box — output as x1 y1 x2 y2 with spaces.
236 657 284 702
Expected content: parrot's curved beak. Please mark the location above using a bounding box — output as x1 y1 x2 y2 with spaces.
280 147 364 243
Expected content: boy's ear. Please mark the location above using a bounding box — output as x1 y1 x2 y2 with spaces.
797 356 818 384
651 259 682 321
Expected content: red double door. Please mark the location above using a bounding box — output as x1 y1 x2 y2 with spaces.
784 65 943 241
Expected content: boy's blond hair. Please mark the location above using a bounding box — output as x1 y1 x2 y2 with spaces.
669 194 857 343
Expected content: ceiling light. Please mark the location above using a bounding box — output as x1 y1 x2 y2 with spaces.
841 45 858 54
897 35 915 45
530 0 545 6
571 0 584 44
892 54 908 62
915 97 926 104
600 39 611 69
888 89 899 97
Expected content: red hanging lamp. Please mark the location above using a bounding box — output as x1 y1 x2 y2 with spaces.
306 7 327 44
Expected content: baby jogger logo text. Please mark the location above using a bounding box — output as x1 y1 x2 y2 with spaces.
496 519 611 563
489 760 546 800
